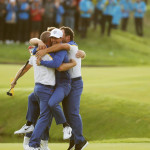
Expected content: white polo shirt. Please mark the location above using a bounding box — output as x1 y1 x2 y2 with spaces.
68 45 81 79
29 54 55 86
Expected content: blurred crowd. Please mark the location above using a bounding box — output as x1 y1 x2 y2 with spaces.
0 0 147 44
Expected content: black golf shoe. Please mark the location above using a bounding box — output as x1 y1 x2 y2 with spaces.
75 140 88 150
67 140 75 150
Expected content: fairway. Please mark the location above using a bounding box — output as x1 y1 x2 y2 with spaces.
1 65 150 142
1 143 150 150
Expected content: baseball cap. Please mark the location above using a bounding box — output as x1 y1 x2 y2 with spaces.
50 28 63 38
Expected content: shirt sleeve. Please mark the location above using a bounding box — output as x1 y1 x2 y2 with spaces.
32 47 38 55
40 50 67 68
28 56 33 65
69 45 78 53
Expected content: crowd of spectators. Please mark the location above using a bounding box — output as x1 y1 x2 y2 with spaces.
0 0 147 44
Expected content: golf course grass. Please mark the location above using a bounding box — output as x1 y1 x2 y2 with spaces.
1 64 150 143
1 143 150 150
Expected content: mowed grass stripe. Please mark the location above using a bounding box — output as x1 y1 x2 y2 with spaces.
1 143 150 150
1 65 150 142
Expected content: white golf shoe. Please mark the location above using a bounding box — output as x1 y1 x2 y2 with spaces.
63 126 72 140
41 140 50 150
24 145 41 150
23 136 30 150
14 124 34 134
29 147 41 150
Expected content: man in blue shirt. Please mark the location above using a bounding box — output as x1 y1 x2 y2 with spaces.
17 0 30 44
111 1 122 29
0 0 6 43
133 0 146 36
79 0 94 38
120 0 133 31
12 29 76 150
101 0 117 36
35 26 87 150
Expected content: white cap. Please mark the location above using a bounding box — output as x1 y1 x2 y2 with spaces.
50 28 63 38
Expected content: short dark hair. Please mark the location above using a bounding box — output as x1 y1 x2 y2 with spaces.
40 31 50 44
60 26 74 41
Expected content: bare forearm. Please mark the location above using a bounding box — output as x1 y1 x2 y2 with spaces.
29 38 41 46
14 66 30 81
57 62 76 72
45 43 70 53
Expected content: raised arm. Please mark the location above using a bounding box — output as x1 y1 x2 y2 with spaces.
36 51 67 68
29 38 46 49
11 64 32 89
57 59 77 72
36 43 70 58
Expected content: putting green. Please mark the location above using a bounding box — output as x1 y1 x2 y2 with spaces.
1 143 150 150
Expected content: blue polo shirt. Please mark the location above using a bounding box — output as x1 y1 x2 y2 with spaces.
32 46 71 84
133 1 146 18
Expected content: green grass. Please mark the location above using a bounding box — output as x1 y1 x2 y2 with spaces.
1 29 150 66
1 143 150 150
0 9 150 66
1 65 150 143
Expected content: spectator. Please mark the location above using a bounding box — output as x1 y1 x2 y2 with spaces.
112 1 122 29
133 0 146 36
101 0 117 36
74 0 80 32
63 0 76 30
42 0 55 31
79 0 94 38
94 0 103 30
120 0 133 31
30 0 44 38
5 0 18 44
0 0 6 44
54 0 64 28
17 0 30 44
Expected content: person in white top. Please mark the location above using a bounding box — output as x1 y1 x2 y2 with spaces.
25 32 55 150
33 26 88 150
11 30 76 150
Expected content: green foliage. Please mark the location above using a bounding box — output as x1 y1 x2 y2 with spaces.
1 65 150 142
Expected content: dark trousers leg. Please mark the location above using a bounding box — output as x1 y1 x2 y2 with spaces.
5 23 11 40
17 20 29 42
135 18 143 36
80 17 89 38
93 8 98 30
99 10 103 25
0 18 5 41
5 23 16 41
107 15 113 36
121 18 129 31
139 18 143 36
101 15 107 35
75 11 80 32
62 79 85 144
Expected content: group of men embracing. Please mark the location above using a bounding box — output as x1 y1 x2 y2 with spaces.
11 26 88 150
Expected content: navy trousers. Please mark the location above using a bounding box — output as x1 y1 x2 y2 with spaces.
29 84 54 148
62 78 85 144
48 83 71 125
26 92 50 141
